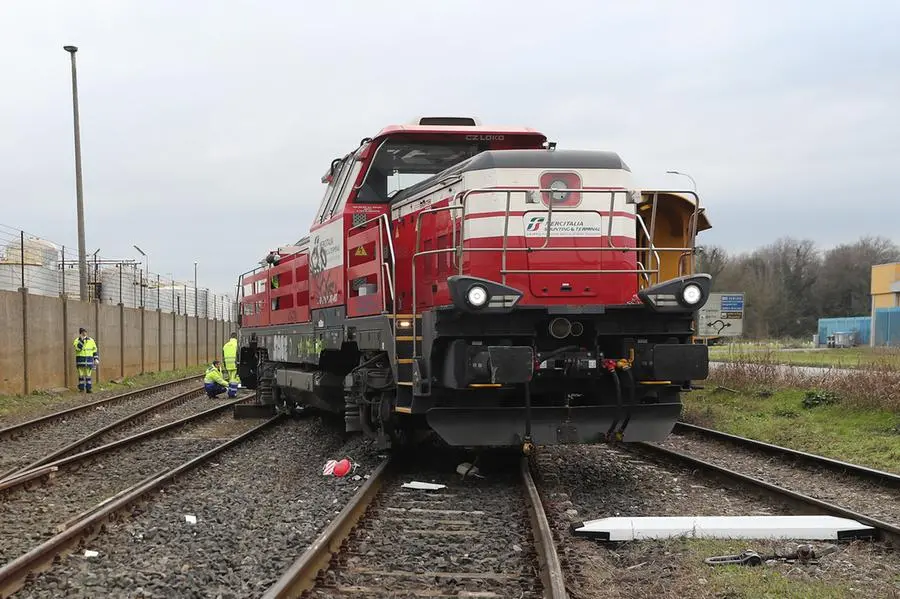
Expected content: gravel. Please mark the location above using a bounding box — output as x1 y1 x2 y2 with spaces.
307 449 543 599
83 392 254 449
0 377 201 429
657 431 900 528
533 444 900 599
0 412 263 567
18 415 384 599
0 380 203 477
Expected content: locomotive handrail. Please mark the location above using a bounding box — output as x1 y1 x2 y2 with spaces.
408 185 702 351
635 212 662 285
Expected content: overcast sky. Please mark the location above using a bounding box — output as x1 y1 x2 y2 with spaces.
2 1 898 292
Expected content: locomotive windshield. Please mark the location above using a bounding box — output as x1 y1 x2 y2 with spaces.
355 140 486 203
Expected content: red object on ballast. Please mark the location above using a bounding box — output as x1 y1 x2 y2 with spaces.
333 458 352 477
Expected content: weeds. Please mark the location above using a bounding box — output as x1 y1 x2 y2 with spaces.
709 349 900 412
802 390 841 409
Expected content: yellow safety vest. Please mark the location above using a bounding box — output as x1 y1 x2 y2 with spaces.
223 339 238 369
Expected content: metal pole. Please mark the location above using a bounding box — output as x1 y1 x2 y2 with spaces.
64 45 89 301
61 245 66 296
19 231 25 289
193 262 198 316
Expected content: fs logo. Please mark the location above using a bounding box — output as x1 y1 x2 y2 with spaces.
526 216 546 232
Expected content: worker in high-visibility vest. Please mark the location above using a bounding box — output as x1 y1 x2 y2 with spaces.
222 332 240 397
204 360 229 398
73 327 99 393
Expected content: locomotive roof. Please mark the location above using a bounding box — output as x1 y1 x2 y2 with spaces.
390 149 630 205
373 124 545 138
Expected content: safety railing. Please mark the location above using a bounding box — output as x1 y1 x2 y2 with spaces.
408 186 702 357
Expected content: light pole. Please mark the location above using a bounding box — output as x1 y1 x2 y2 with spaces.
194 262 198 316
64 45 88 302
133 245 149 279
666 170 697 193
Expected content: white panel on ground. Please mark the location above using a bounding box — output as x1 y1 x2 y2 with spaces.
572 516 874 541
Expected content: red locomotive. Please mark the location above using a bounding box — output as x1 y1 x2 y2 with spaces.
235 116 712 450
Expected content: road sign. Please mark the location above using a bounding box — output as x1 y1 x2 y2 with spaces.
697 292 744 337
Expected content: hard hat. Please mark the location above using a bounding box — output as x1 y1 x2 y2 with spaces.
333 458 352 477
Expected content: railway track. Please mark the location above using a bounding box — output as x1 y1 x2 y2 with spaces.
263 452 567 599
0 395 248 496
670 421 900 487
633 429 900 546
0 378 206 481
0 375 201 433
0 409 280 599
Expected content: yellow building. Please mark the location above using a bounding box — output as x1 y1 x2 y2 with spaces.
871 262 900 346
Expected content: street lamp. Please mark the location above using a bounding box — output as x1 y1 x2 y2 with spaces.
133 245 149 278
64 45 88 302
666 170 697 193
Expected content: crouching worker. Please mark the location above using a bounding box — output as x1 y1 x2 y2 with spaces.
204 360 229 398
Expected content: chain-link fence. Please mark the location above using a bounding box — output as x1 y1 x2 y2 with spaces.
0 223 235 320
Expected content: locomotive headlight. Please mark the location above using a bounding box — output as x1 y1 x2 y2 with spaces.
682 283 703 305
548 179 569 202
466 285 488 307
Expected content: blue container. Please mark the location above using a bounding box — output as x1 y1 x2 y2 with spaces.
817 316 871 346
873 308 900 347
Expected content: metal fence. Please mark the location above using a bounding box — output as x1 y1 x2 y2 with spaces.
874 308 900 347
0 223 236 320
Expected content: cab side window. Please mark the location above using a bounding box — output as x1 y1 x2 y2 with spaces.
321 161 350 223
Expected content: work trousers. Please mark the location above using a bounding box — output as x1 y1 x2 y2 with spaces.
77 366 93 392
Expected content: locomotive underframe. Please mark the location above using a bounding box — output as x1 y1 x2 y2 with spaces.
236 301 708 448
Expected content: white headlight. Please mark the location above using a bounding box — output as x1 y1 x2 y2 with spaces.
682 284 702 305
467 285 488 307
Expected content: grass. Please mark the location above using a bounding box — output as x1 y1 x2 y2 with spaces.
683 386 900 472
709 352 900 412
672 539 862 599
710 345 900 370
0 366 204 422
579 536 878 598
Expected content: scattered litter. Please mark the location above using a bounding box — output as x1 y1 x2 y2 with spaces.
322 458 356 477
512 544 523 553
401 481 447 491
351 475 362 481
83 550 99 558
572 515 875 541
184 515 197 525
456 462 484 478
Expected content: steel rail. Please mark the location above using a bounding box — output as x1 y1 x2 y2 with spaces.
0 375 202 438
672 422 900 488
0 385 205 482
261 459 391 599
0 414 282 599
521 457 568 599
263 458 568 599
634 442 900 546
0 396 252 495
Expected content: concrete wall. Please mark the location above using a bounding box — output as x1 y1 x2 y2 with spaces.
0 289 236 395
